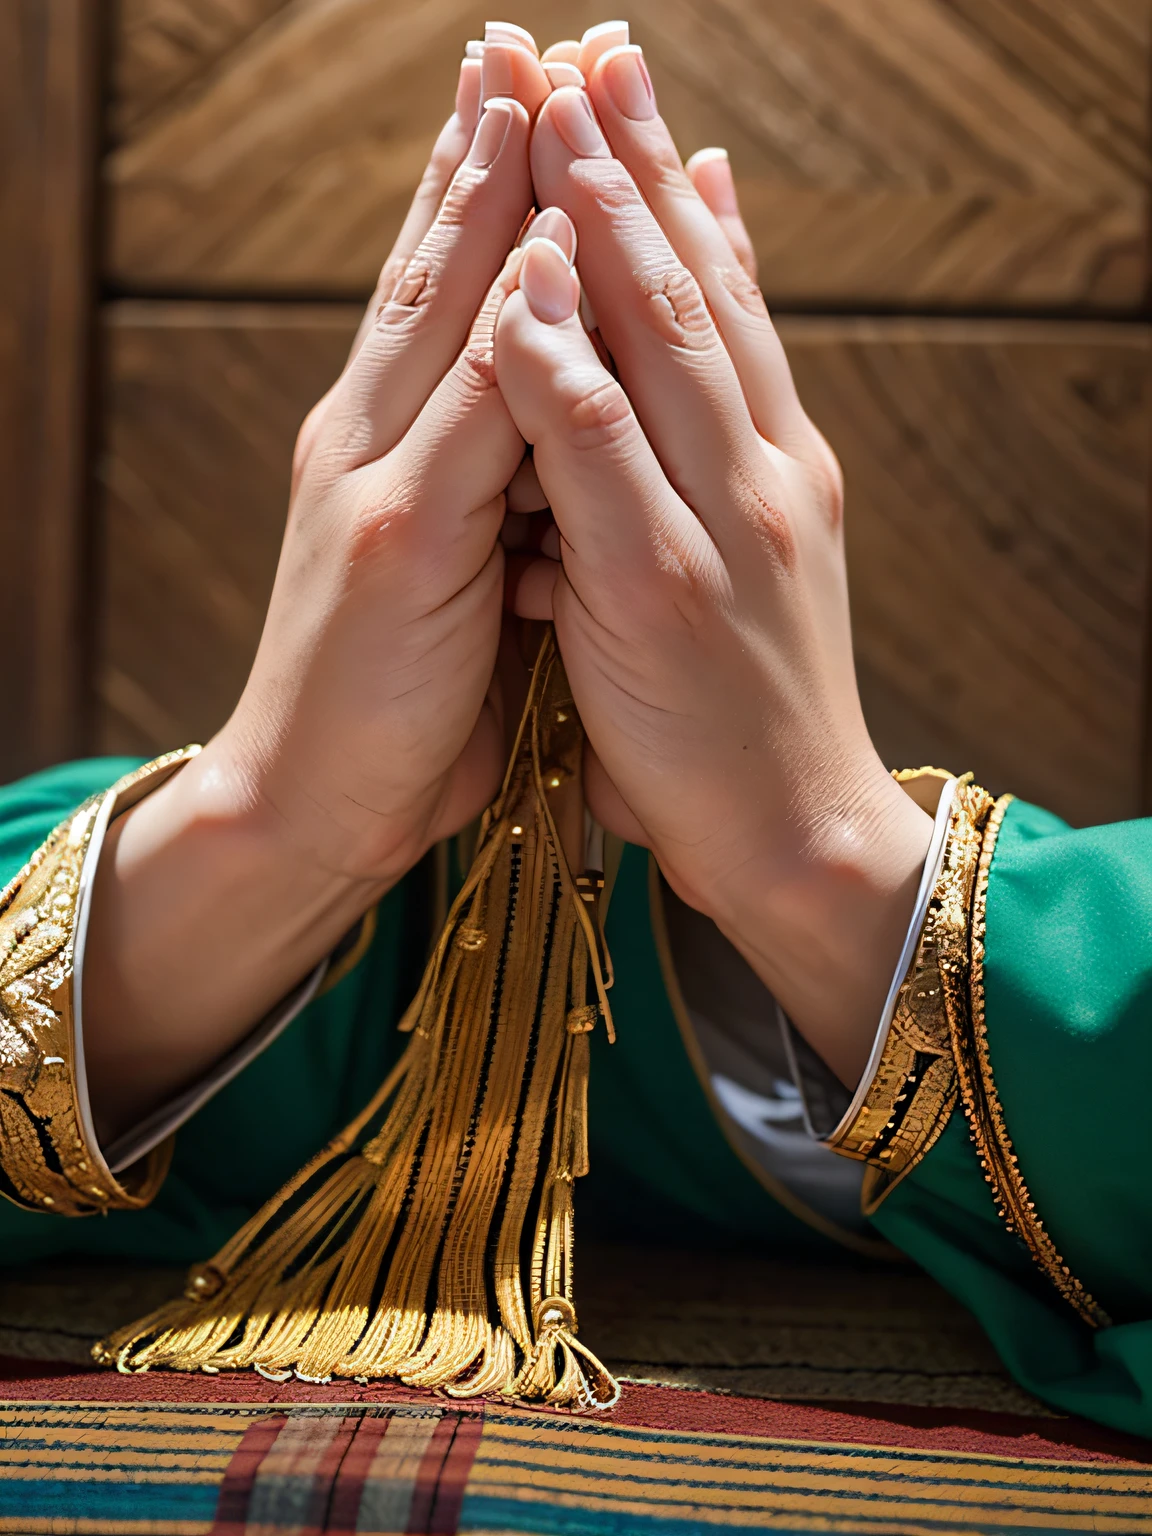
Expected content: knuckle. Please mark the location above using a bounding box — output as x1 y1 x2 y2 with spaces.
647 265 714 347
563 377 634 451
808 433 845 530
576 158 644 223
730 468 797 570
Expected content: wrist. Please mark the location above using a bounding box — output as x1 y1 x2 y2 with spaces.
708 759 934 1087
84 742 391 1132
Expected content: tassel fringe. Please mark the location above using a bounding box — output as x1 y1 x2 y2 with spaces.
95 630 620 1409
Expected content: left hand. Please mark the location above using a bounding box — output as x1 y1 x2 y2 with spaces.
494 58 932 1082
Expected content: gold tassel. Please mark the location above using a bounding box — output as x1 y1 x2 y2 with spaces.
95 629 620 1408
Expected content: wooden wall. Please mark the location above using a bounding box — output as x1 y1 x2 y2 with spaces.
7 1 1152 827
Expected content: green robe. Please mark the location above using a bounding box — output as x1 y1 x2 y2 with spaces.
1 760 1149 1436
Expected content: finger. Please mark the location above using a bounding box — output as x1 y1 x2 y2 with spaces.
484 20 539 56
577 20 629 77
294 48 482 480
320 98 532 468
347 53 482 365
495 228 714 597
686 148 758 284
530 89 775 556
481 40 550 117
587 47 810 452
380 251 528 554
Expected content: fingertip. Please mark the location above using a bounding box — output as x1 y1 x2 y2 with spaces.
686 146 739 218
521 205 576 264
504 553 559 620
544 60 585 89
541 39 581 64
456 57 482 131
578 20 629 76
519 238 581 324
485 20 539 56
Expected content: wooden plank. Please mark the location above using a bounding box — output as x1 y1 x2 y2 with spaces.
104 0 1147 310
785 317 1150 825
0 1 100 782
97 303 1149 827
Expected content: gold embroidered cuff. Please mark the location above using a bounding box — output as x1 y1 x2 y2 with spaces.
827 776 994 1207
0 748 199 1216
957 794 1110 1329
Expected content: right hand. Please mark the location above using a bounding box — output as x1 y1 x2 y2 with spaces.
177 47 553 887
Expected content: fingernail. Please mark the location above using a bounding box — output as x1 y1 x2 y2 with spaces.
481 41 516 101
456 58 481 131
467 99 513 167
485 20 538 55
520 238 579 324
541 39 581 65
601 45 654 121
580 20 629 65
545 61 584 89
687 146 739 216
524 207 577 264
465 39 484 59
549 88 608 157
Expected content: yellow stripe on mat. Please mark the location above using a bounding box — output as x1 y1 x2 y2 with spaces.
470 1411 1152 1533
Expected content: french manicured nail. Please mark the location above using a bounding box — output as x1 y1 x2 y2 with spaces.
601 45 655 121
541 39 581 65
688 147 739 216
545 61 584 89
549 87 608 157
465 39 484 58
482 41 516 101
520 238 579 323
485 20 538 54
526 207 577 264
467 99 513 166
580 20 629 69
456 57 482 130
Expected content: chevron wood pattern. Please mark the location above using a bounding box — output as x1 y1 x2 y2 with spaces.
97 302 1150 827
105 0 1148 308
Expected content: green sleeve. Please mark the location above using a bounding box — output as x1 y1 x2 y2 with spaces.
0 758 145 885
0 760 423 1270
870 798 1152 1437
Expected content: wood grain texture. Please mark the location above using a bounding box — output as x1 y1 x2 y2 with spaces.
105 0 1148 308
97 303 1149 827
0 1 99 781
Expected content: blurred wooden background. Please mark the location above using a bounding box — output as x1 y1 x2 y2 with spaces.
3 0 1150 825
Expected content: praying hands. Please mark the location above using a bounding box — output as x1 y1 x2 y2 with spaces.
81 21 930 1133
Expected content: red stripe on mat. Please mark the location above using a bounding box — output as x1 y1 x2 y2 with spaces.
325 1410 392 1535
407 1412 457 1533
429 1411 483 1533
2 1356 1147 1467
210 1412 286 1535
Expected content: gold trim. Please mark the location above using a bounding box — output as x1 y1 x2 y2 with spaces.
829 780 991 1208
646 856 900 1261
0 749 198 1215
956 794 1110 1329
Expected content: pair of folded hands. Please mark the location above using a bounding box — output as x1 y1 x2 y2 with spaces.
87 22 934 1130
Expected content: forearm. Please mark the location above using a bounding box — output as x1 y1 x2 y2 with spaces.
82 742 388 1141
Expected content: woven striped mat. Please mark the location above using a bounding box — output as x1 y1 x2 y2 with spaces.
0 1372 1149 1535
1 1252 1149 1533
